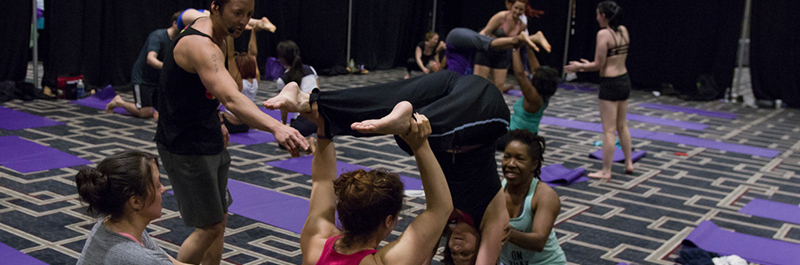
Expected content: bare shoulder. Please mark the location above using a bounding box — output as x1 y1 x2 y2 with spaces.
532 181 560 208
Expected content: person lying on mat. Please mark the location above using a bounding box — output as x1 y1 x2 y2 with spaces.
499 130 566 265
264 70 511 264
300 112 453 265
494 47 559 150
74 151 190 265
105 11 181 119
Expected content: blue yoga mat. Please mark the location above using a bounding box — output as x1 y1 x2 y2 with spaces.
0 136 92 173
540 117 780 158
0 243 47 265
740 198 800 225
539 164 589 187
0 106 64 130
684 220 800 265
266 156 423 190
638 103 737 120
228 130 276 146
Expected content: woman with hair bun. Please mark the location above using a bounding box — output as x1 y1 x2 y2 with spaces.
300 111 454 265
564 0 634 179
75 151 188 265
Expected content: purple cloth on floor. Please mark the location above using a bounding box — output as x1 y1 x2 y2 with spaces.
71 91 130 115
540 117 779 158
0 243 47 265
505 89 523 97
226 180 309 233
683 220 800 265
266 156 423 190
739 198 800 225
589 148 647 163
638 103 737 119
539 164 589 187
0 136 92 173
0 106 64 130
95 85 116 100
228 130 276 145
625 114 708 130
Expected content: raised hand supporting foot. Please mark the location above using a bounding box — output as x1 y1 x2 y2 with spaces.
351 101 414 135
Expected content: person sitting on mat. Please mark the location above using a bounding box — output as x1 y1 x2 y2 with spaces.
74 151 189 265
444 27 550 77
404 31 446 79
499 130 566 265
273 40 320 153
264 70 512 264
300 112 454 265
220 28 262 134
564 0 633 179
494 48 559 151
105 11 181 119
474 0 538 92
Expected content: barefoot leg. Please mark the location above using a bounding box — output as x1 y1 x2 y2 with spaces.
351 101 414 135
530 31 552 53
105 95 123 113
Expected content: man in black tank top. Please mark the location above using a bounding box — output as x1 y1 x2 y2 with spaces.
154 1 308 264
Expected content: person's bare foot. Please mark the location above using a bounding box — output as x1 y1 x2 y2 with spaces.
105 95 123 113
404 73 410 79
530 31 552 53
256 17 276 33
517 34 538 52
351 101 413 135
625 162 634 174
305 137 317 155
588 171 612 179
263 82 310 113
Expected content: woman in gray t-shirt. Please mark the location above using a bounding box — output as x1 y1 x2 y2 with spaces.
75 151 185 265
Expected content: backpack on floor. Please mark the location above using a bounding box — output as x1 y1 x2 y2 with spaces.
680 74 720 101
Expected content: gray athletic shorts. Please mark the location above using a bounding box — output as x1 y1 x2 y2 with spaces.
157 144 232 228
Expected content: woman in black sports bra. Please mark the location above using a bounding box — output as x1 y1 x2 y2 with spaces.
564 0 634 180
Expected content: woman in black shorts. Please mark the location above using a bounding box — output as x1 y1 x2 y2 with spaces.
564 1 634 179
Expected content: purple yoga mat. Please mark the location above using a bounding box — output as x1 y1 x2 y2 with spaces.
638 103 737 120
505 89 523 97
71 90 130 115
0 136 92 173
684 220 800 265
266 156 423 190
540 117 779 158
539 164 589 187
589 148 647 163
740 198 800 225
0 106 64 130
0 243 47 265
228 130 276 146
227 179 309 233
625 114 708 130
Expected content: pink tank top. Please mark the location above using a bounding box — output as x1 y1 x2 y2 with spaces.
317 235 377 265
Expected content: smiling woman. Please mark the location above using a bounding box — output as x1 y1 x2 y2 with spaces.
499 130 566 264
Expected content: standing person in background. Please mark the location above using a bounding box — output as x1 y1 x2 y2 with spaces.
106 11 181 119
564 0 634 179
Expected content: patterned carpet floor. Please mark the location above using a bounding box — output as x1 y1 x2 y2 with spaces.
2 68 800 265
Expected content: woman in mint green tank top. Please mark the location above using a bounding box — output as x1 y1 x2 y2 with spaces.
497 49 560 151
499 130 566 264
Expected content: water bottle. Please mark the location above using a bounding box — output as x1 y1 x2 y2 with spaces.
776 99 783 110
76 79 85 98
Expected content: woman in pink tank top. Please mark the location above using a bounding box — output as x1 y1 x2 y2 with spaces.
299 110 453 265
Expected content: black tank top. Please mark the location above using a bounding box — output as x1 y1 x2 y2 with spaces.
155 26 224 155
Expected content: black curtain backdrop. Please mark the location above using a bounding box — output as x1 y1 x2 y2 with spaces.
1 0 32 82
566 0 744 95
751 0 800 108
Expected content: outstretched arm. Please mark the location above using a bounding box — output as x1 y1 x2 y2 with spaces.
475 190 510 265
565 30 609 73
507 183 561 252
300 136 339 264
511 49 543 113
178 35 308 156
379 114 454 265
